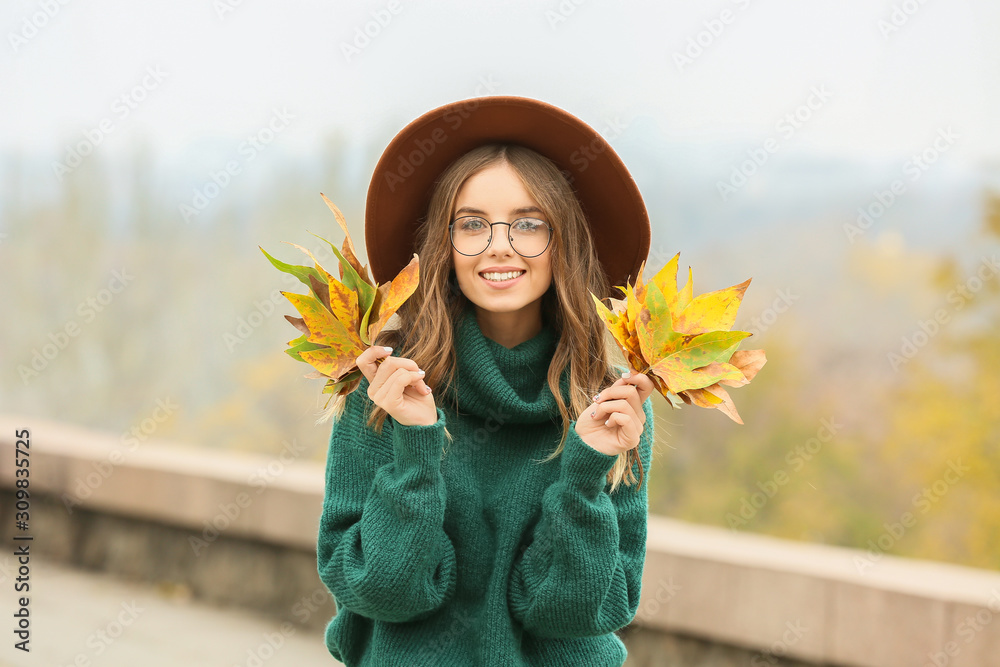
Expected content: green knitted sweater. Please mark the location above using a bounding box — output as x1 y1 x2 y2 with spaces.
316 303 654 666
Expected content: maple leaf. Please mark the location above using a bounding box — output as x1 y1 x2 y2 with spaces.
260 193 420 406
591 252 766 424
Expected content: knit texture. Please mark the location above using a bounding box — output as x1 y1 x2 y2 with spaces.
316 303 654 666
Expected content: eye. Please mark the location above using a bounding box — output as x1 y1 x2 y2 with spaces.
459 217 487 231
513 218 545 232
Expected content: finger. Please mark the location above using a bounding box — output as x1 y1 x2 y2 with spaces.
357 345 392 384
371 353 421 394
605 412 641 450
373 367 421 406
594 385 644 426
592 397 641 427
618 367 654 406
373 364 431 405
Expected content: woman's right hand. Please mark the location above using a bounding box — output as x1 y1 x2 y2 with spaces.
355 345 438 427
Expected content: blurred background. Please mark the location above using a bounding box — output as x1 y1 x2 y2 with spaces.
2 0 1000 663
4 0 999 566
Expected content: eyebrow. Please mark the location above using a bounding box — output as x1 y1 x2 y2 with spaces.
454 206 545 217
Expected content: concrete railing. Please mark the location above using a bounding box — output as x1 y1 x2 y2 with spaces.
2 415 999 667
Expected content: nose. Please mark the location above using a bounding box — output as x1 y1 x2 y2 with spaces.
486 224 514 254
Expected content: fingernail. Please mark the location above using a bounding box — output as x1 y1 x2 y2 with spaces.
426 386 432 393
383 346 393 353
605 419 610 426
622 371 630 378
590 410 595 417
417 369 425 375
593 393 600 402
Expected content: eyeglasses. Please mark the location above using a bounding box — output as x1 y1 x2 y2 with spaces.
448 216 553 258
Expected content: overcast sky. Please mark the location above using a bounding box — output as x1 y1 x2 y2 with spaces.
2 0 999 169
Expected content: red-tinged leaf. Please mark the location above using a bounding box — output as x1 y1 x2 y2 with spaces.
327 276 361 336
310 230 377 324
285 315 309 337
300 347 360 379
704 383 744 424
680 386 723 407
323 370 363 398
608 295 627 316
281 290 363 350
726 349 767 383
308 273 332 312
368 252 420 342
690 361 747 388
319 193 370 284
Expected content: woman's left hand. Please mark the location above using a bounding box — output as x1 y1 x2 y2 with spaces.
574 363 655 457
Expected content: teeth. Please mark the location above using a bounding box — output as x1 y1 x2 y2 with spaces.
481 270 525 282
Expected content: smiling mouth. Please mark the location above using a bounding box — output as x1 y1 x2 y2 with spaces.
479 270 526 282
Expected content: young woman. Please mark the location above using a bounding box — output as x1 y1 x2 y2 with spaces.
317 96 656 666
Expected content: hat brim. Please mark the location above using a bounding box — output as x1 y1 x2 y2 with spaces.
365 95 650 300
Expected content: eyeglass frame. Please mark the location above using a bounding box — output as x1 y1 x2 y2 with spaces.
447 216 554 258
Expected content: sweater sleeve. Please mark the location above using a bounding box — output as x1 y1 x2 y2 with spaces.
316 376 457 623
507 396 654 638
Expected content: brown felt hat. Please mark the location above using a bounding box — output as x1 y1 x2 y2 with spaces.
364 95 650 300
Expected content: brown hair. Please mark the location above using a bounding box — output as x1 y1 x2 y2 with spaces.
324 143 644 492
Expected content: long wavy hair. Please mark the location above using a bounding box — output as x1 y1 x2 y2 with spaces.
323 143 644 493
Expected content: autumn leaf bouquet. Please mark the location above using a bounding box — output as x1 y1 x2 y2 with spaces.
259 194 419 407
592 253 766 424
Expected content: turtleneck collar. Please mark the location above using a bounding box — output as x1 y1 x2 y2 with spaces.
442 301 568 424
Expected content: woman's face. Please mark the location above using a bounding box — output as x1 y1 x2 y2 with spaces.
450 161 553 320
